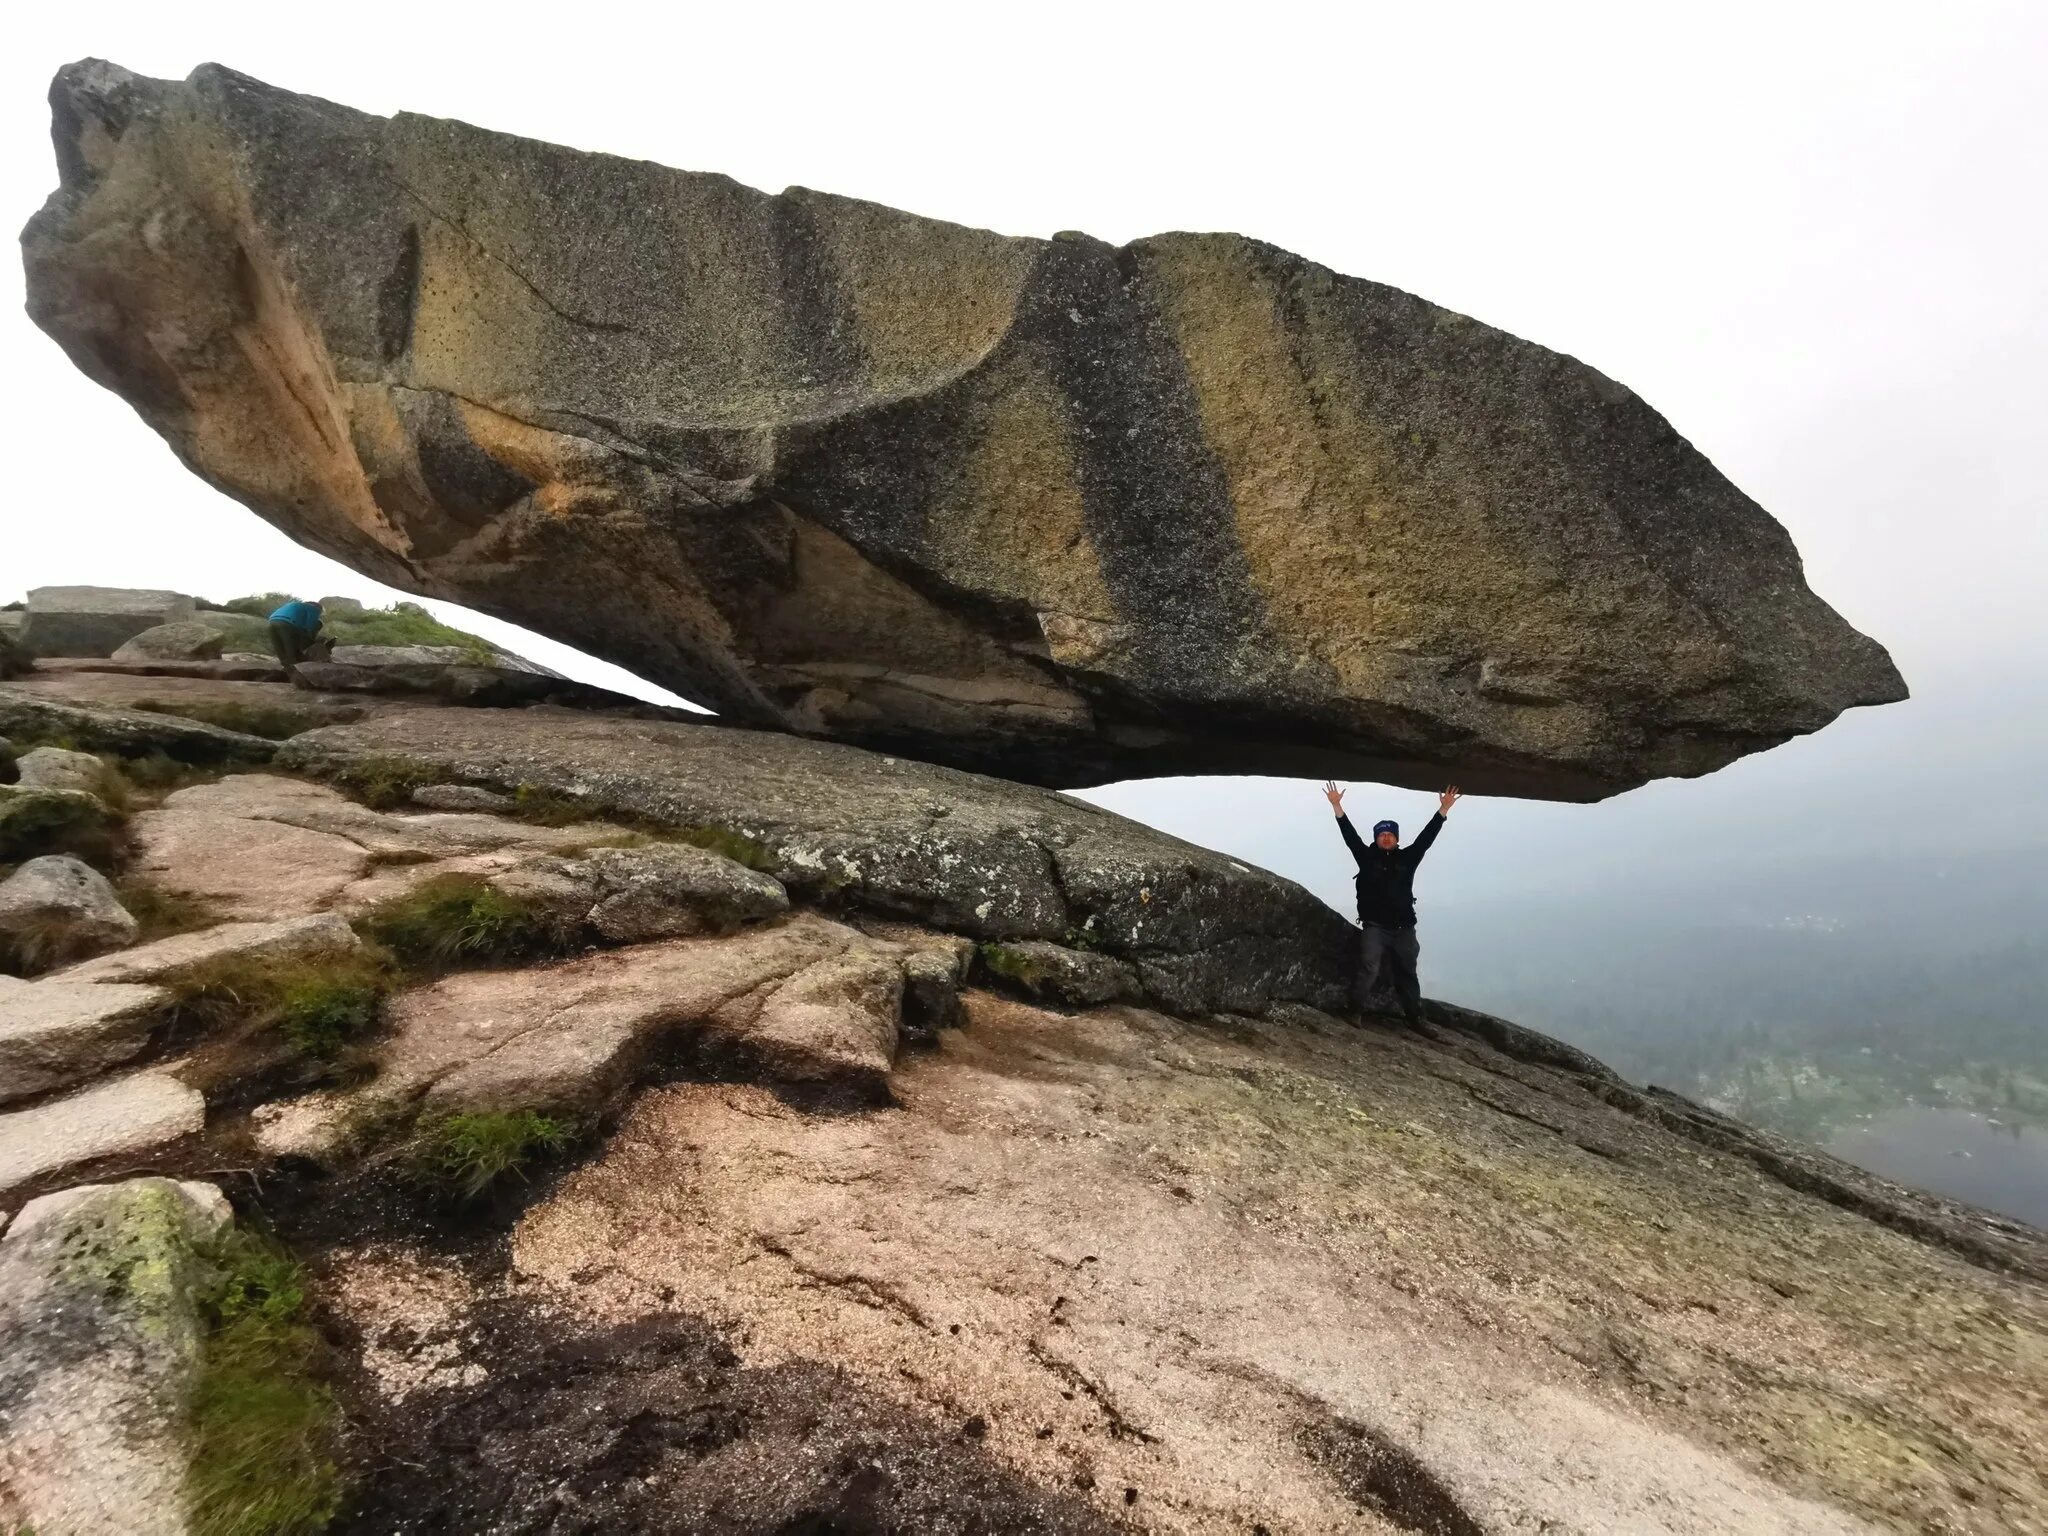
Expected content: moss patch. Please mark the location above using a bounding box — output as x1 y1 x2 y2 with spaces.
668 824 775 873
978 942 1044 985
187 1227 341 1535
357 875 578 972
413 1110 578 1202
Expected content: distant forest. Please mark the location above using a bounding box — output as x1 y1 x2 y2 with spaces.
1429 844 2048 1143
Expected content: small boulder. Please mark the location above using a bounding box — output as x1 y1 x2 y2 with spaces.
978 939 1140 1009
111 620 227 663
13 744 107 797
0 628 28 680
315 595 367 618
0 1177 231 1533
0 854 139 972
575 843 789 942
897 945 970 1033
0 977 168 1104
0 1070 205 1201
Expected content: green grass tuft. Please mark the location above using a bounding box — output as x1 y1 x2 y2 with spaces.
413 1109 577 1201
668 824 775 872
275 974 384 1058
116 879 220 943
325 755 453 811
357 874 577 971
186 1228 340 1536
170 949 393 1059
508 782 590 827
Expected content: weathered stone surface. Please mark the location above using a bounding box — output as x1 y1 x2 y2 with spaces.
0 1071 205 1202
0 1177 228 1535
0 977 166 1104
61 912 359 986
371 915 903 1116
18 585 195 659
573 843 789 942
127 774 603 921
31 654 290 682
978 937 1140 1008
0 688 277 764
0 629 26 681
408 782 515 812
481 993 2047 1535
23 62 1904 795
12 744 105 796
0 853 138 971
292 654 657 711
111 621 227 663
279 706 1358 1015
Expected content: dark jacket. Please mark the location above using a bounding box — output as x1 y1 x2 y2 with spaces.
1337 811 1444 928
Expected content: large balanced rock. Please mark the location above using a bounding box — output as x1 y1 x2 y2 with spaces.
23 62 1903 796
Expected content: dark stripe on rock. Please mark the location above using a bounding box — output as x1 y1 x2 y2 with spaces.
1021 235 1270 696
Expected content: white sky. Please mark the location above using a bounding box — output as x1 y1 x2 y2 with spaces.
5 1 2044 918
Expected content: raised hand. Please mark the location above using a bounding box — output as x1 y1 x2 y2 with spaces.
1438 786 1462 816
1323 780 1346 815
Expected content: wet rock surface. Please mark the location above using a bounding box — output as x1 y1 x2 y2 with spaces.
23 61 1903 796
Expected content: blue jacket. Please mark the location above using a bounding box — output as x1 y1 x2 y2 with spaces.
269 600 323 633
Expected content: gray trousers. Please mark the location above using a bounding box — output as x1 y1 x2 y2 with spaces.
1356 923 1422 1020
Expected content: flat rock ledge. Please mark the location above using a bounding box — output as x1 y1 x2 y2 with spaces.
277 706 1358 1017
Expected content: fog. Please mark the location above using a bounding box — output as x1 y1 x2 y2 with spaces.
6 3 2044 1083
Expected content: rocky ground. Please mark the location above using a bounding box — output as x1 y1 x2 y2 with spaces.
2 659 2045 1534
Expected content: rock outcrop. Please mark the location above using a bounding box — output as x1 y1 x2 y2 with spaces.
274 705 1359 1017
17 586 195 659
22 61 1905 795
0 666 2041 1533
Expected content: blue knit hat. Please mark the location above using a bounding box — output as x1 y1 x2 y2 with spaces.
1373 819 1399 839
